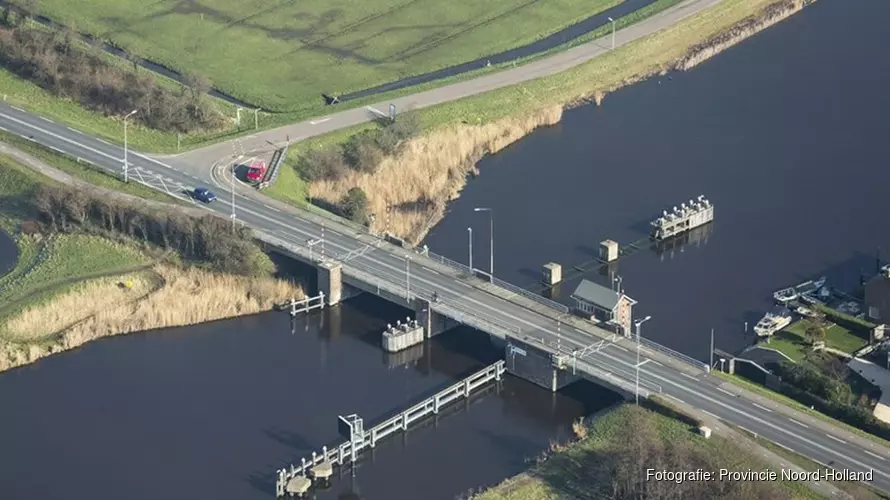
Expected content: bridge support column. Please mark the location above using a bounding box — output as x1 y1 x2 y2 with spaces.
318 261 342 306
504 336 578 392
414 298 452 338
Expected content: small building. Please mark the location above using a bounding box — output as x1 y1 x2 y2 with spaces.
865 265 890 322
570 279 637 336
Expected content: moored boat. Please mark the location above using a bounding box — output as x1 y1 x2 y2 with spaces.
754 306 793 338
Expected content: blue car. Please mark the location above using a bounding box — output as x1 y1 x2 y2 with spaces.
193 187 217 203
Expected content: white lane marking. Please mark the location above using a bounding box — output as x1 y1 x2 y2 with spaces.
309 117 331 125
613 345 628 352
262 204 281 212
665 394 685 405
701 410 719 420
635 359 651 368
639 368 890 479
738 426 756 436
39 116 54 123
681 372 698 381
651 361 663 367
427 269 440 275
1 111 122 162
97 138 111 145
716 387 735 397
826 434 846 444
864 450 886 461
68 127 84 135
0 125 7 131
10 106 24 112
751 402 772 413
789 418 809 429
50 146 64 153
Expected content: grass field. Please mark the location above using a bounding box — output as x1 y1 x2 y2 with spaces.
770 320 868 361
21 0 620 112
474 404 823 500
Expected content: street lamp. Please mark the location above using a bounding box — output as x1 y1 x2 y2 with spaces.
467 227 473 271
308 238 320 262
607 17 616 50
123 109 138 183
633 315 652 405
474 207 493 279
230 164 236 232
405 254 411 302
613 274 623 294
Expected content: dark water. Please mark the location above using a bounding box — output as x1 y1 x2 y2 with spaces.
424 0 890 361
0 230 17 278
0 294 619 500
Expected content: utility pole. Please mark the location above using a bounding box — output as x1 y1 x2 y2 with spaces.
474 207 493 279
709 328 715 370
608 17 616 50
467 227 473 271
633 316 652 405
123 109 138 183
230 165 236 233
405 255 411 301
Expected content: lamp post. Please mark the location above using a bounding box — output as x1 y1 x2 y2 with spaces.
614 274 623 294
308 238 320 262
405 255 411 302
633 315 652 405
607 17 616 50
467 227 473 271
474 207 493 279
230 164 236 233
123 109 138 183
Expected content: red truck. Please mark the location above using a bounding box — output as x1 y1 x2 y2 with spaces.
246 160 267 182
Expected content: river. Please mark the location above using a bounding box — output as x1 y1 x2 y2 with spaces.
3 1 890 499
424 0 890 360
0 292 619 500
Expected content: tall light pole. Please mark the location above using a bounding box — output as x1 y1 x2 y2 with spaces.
230 164 236 233
613 274 623 294
123 109 138 183
405 255 411 302
709 328 715 370
474 207 493 279
633 315 652 405
607 17 616 50
308 238 320 262
467 227 473 271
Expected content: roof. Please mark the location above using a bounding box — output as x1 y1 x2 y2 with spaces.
571 279 623 310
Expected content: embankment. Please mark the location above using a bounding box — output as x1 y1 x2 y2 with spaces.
306 0 815 245
0 263 303 373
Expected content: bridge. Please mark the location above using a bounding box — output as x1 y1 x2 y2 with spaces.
1 98 889 493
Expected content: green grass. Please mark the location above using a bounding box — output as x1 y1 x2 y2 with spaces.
0 131 179 204
1 0 685 153
714 371 890 449
741 429 890 500
769 320 869 361
22 0 621 113
475 404 824 500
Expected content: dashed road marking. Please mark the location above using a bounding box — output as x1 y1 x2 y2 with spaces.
789 418 809 429
39 116 54 123
751 402 772 413
681 372 698 381
825 434 846 444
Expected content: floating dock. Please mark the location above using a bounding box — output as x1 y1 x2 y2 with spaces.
651 195 714 240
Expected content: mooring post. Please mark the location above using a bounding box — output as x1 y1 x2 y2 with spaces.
301 457 306 472
322 446 328 460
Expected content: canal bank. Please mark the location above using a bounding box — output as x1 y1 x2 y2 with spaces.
422 0 890 360
0 230 16 279
0 292 622 500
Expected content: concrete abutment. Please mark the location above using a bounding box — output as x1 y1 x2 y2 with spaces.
504 336 579 392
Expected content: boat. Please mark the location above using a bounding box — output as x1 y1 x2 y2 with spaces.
753 306 793 338
773 276 827 304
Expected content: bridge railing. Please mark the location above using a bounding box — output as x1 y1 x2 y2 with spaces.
425 250 473 275
489 275 570 313
638 336 708 372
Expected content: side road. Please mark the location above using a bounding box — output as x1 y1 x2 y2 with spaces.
164 0 727 171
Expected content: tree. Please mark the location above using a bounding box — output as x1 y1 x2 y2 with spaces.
343 131 383 173
340 187 369 224
300 147 347 181
804 320 826 345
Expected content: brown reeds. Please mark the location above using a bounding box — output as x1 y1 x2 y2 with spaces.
308 106 563 244
0 264 302 372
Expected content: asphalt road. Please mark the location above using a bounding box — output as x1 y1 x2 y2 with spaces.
3 100 890 493
166 0 727 170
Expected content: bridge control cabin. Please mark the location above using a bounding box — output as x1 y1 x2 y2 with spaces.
570 279 636 337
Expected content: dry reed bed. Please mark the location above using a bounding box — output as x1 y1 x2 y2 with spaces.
307 0 814 245
0 264 303 372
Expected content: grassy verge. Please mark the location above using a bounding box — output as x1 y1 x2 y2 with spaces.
714 371 890 449
0 131 178 203
473 403 824 500
773 320 868 361
24 0 622 112
1 0 685 153
739 429 890 500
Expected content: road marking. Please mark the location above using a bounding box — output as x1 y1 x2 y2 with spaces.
680 372 698 381
457 282 472 288
635 359 650 368
613 345 628 352
10 106 24 112
716 387 735 397
262 204 281 212
738 426 756 436
651 361 663 367
665 394 685 405
701 410 719 420
97 138 111 145
789 418 809 429
427 269 440 275
309 117 331 125
49 146 64 153
751 402 772 413
67 127 84 135
825 434 846 444
863 450 886 461
0 126 6 131
39 116 54 123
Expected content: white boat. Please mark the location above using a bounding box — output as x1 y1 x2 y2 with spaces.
754 306 793 338
773 276 828 304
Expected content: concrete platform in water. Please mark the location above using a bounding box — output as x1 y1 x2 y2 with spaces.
285 476 311 496
650 195 714 240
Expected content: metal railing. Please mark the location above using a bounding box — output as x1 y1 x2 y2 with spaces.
425 250 473 275
638 336 708 372
490 275 570 313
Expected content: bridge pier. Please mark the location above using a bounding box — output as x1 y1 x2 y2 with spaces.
504 336 579 392
318 261 342 306
414 298 454 338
